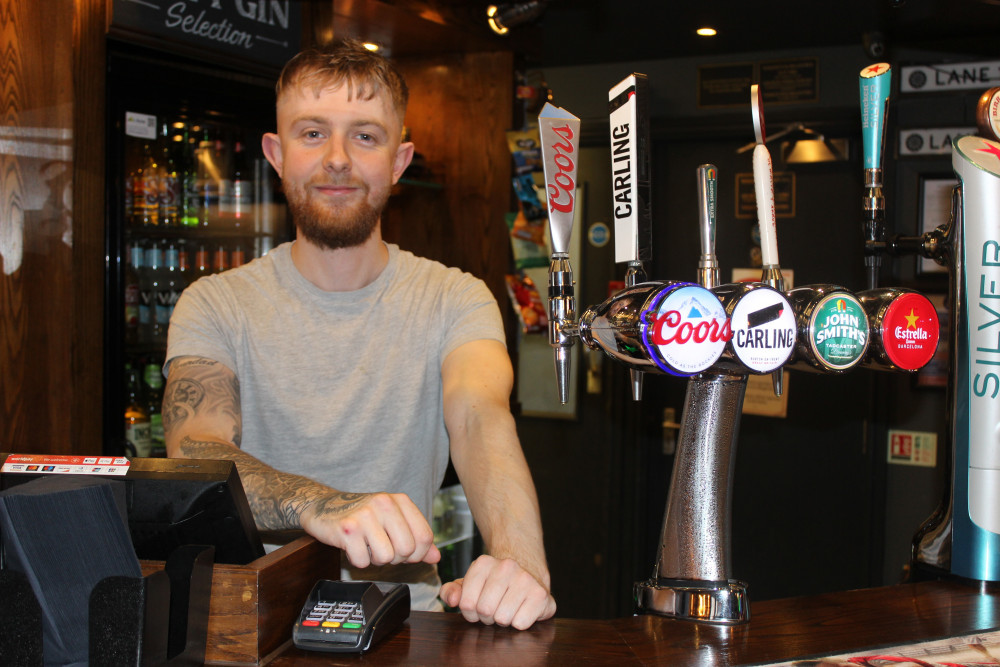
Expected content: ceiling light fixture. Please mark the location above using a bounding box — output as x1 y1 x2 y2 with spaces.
696 27 717 37
487 1 547 36
363 42 380 52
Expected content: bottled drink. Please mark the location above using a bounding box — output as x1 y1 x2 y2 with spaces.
158 123 180 226
143 362 165 457
578 281 730 377
134 141 160 227
213 137 231 221
196 128 217 227
213 243 230 274
180 126 201 227
124 364 152 457
220 139 252 226
177 240 190 289
194 244 212 281
144 241 166 343
160 242 183 334
124 243 141 345
135 241 152 343
230 244 246 269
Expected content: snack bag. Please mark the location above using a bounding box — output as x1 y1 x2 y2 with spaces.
505 273 548 334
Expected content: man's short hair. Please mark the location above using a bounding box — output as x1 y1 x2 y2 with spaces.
275 38 409 122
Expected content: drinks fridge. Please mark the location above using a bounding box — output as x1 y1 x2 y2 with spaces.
103 39 293 457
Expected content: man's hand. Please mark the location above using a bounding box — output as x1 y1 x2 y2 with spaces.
299 490 441 568
439 555 556 630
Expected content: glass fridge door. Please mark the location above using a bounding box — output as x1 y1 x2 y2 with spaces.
106 45 289 456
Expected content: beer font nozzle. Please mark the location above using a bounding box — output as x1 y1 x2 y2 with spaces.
750 85 786 397
696 164 719 289
609 73 653 400
859 63 892 290
539 102 581 405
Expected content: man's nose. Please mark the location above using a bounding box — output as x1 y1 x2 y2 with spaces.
323 139 351 172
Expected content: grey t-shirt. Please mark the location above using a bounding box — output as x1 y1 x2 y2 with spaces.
165 241 505 609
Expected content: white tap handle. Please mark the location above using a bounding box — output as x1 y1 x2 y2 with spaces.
753 143 779 267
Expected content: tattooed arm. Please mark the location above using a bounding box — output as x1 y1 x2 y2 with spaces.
162 355 440 567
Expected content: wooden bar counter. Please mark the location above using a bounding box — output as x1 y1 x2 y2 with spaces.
264 580 1000 665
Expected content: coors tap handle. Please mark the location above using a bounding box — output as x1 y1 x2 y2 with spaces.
539 102 581 405
750 85 786 396
859 63 892 289
609 73 653 400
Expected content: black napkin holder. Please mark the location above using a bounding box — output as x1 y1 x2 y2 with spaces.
0 544 214 666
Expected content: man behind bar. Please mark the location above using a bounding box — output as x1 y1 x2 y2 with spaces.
162 39 555 630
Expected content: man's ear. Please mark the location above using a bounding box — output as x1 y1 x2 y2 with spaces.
392 141 415 183
261 132 283 177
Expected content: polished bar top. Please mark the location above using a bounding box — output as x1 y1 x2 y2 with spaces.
266 580 1000 666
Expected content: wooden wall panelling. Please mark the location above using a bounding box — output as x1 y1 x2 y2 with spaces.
73 0 108 453
1 0 94 454
386 52 515 335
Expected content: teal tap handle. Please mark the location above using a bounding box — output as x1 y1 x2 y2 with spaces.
859 63 892 172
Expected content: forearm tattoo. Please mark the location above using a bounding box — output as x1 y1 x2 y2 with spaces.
165 358 371 531
162 358 242 445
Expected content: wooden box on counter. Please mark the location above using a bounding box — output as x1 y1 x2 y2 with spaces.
141 536 340 665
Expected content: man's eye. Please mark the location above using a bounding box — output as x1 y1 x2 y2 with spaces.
304 130 323 139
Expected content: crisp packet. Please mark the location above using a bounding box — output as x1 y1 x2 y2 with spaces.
506 128 542 174
512 173 546 221
506 211 548 270
505 273 548 334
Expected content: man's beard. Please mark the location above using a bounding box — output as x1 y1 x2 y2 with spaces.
284 180 389 251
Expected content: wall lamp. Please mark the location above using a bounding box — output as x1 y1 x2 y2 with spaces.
487 1 547 36
737 122 848 164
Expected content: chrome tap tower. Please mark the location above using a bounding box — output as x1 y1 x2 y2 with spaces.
543 74 940 624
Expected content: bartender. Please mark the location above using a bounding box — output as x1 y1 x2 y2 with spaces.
161 38 556 630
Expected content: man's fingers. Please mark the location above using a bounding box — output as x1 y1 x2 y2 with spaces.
455 558 490 624
305 492 440 567
509 585 556 630
448 555 556 630
439 579 463 608
392 494 437 563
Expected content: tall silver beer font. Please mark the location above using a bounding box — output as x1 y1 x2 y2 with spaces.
859 63 892 290
609 74 653 400
539 102 581 405
909 134 1000 582
750 84 787 397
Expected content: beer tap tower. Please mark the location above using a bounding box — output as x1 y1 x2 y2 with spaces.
542 74 941 624
869 77 1000 584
